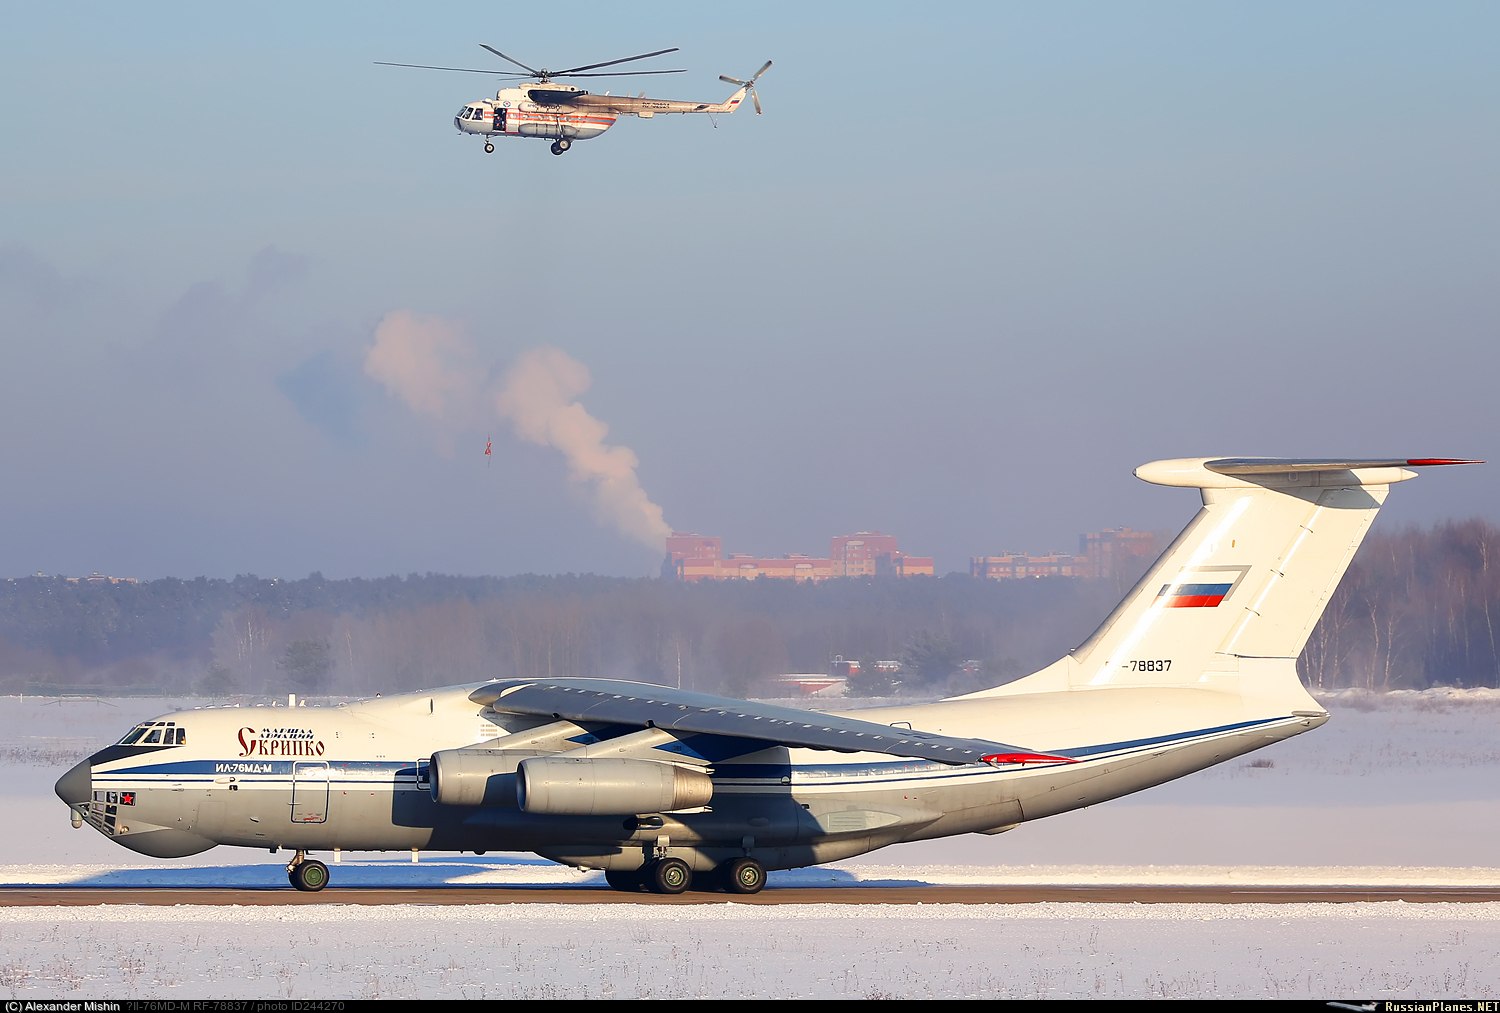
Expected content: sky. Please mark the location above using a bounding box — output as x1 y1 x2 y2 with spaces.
4 2 1498 582
3 689 1499 999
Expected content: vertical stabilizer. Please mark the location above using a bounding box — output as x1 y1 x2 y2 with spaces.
963 457 1480 700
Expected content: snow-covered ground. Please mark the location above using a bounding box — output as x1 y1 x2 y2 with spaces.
2 690 1498 999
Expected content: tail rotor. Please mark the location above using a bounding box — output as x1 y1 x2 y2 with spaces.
720 59 772 113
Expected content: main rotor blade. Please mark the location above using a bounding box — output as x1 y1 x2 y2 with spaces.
480 45 540 75
565 69 685 78
374 61 522 75
554 47 680 75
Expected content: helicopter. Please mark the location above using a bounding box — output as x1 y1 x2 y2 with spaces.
376 46 771 155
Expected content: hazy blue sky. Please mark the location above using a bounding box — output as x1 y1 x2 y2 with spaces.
4 2 1496 580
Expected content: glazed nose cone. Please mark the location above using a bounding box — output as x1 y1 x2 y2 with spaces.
55 758 92 807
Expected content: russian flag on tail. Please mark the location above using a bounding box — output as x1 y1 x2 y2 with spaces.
1157 581 1235 608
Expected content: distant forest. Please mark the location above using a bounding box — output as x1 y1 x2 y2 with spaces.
2 519 1497 699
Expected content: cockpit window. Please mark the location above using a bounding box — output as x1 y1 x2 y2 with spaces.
115 720 186 748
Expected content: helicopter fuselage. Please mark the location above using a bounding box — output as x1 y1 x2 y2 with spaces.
455 85 616 153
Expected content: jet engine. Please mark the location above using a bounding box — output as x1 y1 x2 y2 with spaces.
429 747 528 806
515 756 713 816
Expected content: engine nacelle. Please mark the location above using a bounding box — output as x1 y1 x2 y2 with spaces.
429 748 528 807
516 756 713 817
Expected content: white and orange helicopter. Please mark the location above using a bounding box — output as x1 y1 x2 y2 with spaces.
377 46 771 156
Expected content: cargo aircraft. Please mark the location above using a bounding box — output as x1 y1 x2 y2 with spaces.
55 456 1479 894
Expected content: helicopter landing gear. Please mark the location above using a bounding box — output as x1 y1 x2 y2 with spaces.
550 138 572 156
484 141 494 153
286 851 329 892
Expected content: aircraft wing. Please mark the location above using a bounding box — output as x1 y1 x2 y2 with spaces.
469 678 1030 766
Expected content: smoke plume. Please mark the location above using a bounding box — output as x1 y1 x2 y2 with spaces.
495 347 671 552
364 312 671 553
364 310 483 424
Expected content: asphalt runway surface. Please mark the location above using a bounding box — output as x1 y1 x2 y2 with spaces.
4 884 1500 906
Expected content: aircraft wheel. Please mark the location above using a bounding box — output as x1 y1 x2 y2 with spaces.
557 138 571 151
648 857 691 894
484 142 494 153
721 857 766 895
290 859 329 892
549 142 564 155
604 869 643 893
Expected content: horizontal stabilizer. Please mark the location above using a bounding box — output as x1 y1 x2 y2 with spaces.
1207 457 1482 475
1137 456 1481 488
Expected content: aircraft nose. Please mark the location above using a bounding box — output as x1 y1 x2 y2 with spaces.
55 758 92 808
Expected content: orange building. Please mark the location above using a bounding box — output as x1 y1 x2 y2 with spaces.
831 532 901 577
1080 527 1163 581
970 552 1089 580
877 553 935 577
665 530 928 582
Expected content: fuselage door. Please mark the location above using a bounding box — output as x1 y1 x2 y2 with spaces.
290 761 330 824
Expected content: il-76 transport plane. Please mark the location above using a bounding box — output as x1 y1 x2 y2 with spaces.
55 456 1479 894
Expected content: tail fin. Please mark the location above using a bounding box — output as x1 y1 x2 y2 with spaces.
967 457 1480 699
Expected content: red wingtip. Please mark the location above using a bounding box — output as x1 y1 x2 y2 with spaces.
1406 458 1484 467
981 752 1078 767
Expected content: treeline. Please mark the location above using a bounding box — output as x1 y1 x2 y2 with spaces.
1 519 1497 698
1302 518 1500 691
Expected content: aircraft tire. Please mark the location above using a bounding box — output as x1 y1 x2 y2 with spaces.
550 142 564 155
557 138 571 151
484 142 494 153
604 869 643 892
648 857 691 894
721 857 766 895
291 859 330 892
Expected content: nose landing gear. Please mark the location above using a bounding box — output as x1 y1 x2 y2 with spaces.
287 851 329 892
484 141 495 153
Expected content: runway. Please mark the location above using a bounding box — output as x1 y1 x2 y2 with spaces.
5 883 1499 906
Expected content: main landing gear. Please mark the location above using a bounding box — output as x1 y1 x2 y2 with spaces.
549 138 572 156
720 857 767 895
604 856 766 895
287 851 329 892
484 141 495 153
